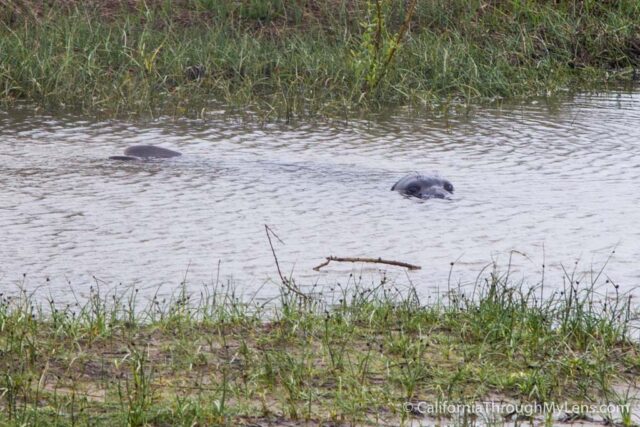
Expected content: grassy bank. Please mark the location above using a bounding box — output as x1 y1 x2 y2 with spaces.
1 1 639 119
1 266 639 426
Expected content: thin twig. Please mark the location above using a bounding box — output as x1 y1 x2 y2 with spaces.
313 256 421 271
264 225 285 283
264 225 309 299
374 0 383 61
368 0 418 92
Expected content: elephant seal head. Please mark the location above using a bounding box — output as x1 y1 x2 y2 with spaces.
391 173 454 199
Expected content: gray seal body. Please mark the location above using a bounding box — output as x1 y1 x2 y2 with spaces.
391 173 454 199
109 145 182 160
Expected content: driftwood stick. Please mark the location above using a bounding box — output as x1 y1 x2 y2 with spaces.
313 259 332 271
313 256 421 271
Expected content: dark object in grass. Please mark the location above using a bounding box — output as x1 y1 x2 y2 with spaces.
185 65 206 81
109 145 182 160
391 173 454 200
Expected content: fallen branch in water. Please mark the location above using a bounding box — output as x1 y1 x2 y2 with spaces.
313 256 421 271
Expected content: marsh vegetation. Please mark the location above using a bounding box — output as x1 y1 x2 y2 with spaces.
1 264 639 426
1 0 639 118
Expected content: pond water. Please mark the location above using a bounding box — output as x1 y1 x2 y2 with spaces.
1 92 639 303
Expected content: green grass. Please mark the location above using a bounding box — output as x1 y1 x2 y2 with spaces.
1 0 639 119
0 263 639 426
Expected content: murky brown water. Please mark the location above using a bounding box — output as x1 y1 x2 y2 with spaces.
1 92 639 303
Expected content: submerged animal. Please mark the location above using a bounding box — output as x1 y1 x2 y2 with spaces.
391 173 454 199
109 145 182 161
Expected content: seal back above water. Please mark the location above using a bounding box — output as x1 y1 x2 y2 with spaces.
108 145 182 160
108 155 139 161
123 145 182 158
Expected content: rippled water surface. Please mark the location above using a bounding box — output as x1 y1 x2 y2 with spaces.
1 93 639 302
